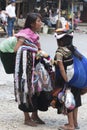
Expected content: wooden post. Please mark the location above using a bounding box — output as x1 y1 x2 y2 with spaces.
58 0 61 19
17 3 20 18
56 0 61 28
6 0 9 5
72 0 74 30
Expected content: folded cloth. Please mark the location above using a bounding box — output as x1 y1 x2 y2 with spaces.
15 28 39 44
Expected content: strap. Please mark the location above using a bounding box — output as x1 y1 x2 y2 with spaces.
63 82 68 92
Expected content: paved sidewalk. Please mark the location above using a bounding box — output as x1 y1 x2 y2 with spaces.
76 23 87 33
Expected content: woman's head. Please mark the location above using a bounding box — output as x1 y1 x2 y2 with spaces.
24 12 42 31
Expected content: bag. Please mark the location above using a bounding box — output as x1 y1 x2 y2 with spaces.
35 62 53 92
0 36 17 53
65 89 75 110
57 84 67 103
0 51 16 74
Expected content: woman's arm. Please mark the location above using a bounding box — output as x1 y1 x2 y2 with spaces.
14 38 25 52
57 61 68 82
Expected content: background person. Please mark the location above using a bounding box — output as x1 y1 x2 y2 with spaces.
0 8 8 33
6 0 16 37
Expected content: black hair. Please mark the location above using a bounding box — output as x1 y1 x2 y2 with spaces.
57 35 82 60
57 35 73 47
24 12 42 29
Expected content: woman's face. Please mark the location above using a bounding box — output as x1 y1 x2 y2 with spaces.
32 17 42 31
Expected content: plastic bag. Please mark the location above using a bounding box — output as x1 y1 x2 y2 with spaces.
35 62 53 92
65 89 75 110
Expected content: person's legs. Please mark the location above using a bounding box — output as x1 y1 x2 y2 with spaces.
30 91 50 124
7 18 15 36
73 108 80 129
71 87 81 129
58 112 75 130
64 109 80 129
24 112 31 121
67 112 75 128
24 112 37 126
11 18 15 36
31 111 38 119
7 18 12 36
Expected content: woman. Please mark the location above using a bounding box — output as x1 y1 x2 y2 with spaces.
53 28 81 130
0 13 51 126
14 12 50 126
6 0 16 36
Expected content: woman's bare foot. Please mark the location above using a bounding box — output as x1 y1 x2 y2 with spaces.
58 125 75 130
31 116 45 124
31 117 45 124
65 123 80 129
24 119 37 127
31 111 45 124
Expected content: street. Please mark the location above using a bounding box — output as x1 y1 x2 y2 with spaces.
0 32 87 130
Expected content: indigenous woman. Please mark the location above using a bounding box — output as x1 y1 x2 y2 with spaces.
0 13 52 126
53 28 81 130
14 12 51 126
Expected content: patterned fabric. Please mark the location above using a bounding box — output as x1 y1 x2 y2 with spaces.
55 47 72 62
14 45 53 109
15 28 39 46
54 46 74 84
14 45 37 106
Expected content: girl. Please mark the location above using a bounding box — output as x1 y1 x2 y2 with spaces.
53 28 81 130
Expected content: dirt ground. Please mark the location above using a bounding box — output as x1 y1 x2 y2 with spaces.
0 75 87 130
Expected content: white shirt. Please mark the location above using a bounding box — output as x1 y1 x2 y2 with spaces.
0 11 7 22
6 4 16 18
